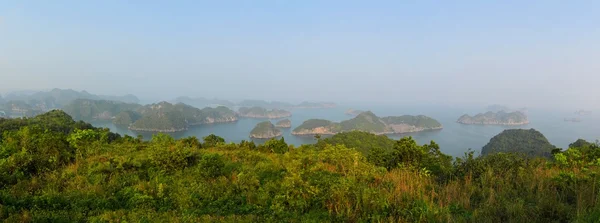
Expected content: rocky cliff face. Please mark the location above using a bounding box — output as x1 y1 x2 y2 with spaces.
201 116 238 124
291 126 336 135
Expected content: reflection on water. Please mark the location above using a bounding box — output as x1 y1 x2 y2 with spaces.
92 105 600 158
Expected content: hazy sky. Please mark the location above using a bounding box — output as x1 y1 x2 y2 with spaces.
1 1 599 109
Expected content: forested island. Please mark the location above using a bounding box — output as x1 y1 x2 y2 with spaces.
125 102 238 132
275 119 291 128
457 111 529 125
238 107 292 119
1 110 599 222
292 111 442 135
249 121 283 139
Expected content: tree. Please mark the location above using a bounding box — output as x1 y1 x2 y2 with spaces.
202 134 225 148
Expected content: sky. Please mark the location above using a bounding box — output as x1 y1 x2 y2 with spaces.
1 1 599 109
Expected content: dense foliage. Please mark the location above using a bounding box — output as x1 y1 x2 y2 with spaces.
481 129 556 157
1 111 600 222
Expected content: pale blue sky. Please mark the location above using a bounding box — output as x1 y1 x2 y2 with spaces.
1 1 599 108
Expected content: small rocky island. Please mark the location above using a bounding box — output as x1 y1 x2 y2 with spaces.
250 121 283 139
275 119 291 128
292 111 442 135
238 106 292 119
457 111 528 125
345 109 365 116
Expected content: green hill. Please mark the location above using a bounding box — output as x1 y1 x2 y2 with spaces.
481 129 556 157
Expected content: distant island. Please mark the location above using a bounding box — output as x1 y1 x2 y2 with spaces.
62 99 142 121
250 121 282 139
345 109 365 116
61 99 238 132
0 88 140 118
238 107 292 119
482 129 556 157
173 96 235 108
126 102 238 132
275 119 291 128
236 100 335 109
575 110 592 115
564 117 582 122
457 111 529 125
294 101 336 109
292 111 442 135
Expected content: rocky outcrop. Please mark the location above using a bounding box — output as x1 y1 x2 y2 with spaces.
250 121 283 139
201 116 238 124
275 119 291 128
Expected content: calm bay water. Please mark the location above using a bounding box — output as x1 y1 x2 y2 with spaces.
92 105 600 158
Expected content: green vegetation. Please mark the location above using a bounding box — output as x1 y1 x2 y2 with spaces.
2 111 599 221
293 111 442 135
482 129 556 157
249 121 282 139
62 99 142 121
458 111 529 125
238 106 291 119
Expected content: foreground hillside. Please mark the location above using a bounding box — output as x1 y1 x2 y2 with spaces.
1 111 600 222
